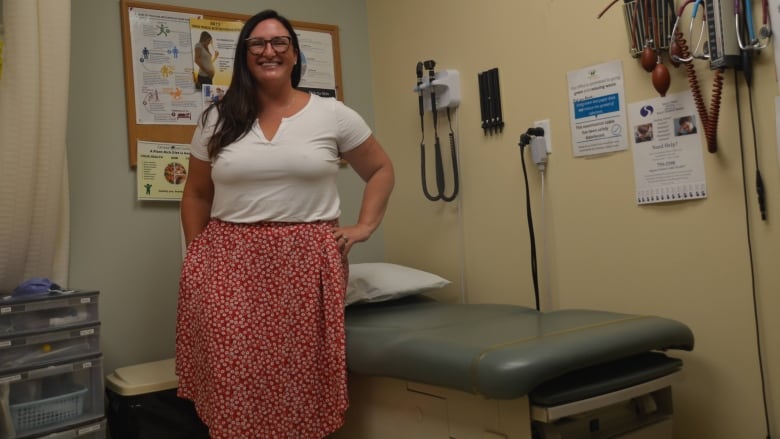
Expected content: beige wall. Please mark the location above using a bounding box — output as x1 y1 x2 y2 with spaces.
366 1 779 438
65 0 780 436
67 0 381 375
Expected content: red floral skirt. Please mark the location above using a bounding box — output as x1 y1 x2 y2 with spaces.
176 219 348 438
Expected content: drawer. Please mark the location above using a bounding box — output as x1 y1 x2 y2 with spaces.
0 291 99 337
0 325 101 373
24 417 107 439
0 356 104 438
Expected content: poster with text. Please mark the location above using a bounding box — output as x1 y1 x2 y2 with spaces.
296 29 337 98
190 18 242 93
137 141 190 201
128 7 202 125
567 60 628 157
628 90 707 205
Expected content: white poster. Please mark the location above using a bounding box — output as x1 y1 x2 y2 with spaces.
629 91 708 205
567 60 628 157
297 29 337 98
128 7 202 125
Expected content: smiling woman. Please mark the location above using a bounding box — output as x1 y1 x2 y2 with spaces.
176 9 394 439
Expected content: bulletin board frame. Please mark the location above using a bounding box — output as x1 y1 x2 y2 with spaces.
119 0 343 167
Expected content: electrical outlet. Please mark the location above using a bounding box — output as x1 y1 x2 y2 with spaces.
533 119 552 154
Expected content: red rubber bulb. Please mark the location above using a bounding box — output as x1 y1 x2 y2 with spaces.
652 63 671 96
641 47 656 72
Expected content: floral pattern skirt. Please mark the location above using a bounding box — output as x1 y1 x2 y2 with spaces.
176 219 348 438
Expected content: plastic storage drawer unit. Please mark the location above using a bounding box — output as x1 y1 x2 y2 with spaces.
0 291 99 338
105 358 208 439
0 355 104 438
33 417 108 439
0 325 101 373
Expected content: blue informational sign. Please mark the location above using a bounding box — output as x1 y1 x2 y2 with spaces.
573 93 620 119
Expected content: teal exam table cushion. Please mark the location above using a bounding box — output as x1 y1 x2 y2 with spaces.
344 297 694 400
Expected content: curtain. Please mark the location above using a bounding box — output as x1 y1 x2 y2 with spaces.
0 0 71 291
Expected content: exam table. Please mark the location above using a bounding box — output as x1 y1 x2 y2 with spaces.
333 296 694 439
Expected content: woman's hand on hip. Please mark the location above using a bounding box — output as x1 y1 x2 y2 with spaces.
333 224 372 255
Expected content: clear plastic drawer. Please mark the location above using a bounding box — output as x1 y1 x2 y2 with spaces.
27 417 107 439
0 356 104 438
0 325 101 373
0 291 99 338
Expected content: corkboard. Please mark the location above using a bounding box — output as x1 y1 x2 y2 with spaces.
119 0 342 167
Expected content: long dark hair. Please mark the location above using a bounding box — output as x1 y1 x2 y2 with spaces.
201 10 302 158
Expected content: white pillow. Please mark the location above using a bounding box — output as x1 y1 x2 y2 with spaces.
345 263 450 305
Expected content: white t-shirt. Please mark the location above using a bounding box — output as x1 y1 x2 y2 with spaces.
190 94 372 223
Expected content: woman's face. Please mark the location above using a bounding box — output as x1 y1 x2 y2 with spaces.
246 19 297 86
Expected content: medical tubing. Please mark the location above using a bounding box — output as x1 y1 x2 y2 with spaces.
734 76 773 439
674 31 707 126
742 53 767 220
427 68 447 197
742 0 756 41
440 108 460 202
420 144 441 201
651 0 660 51
706 69 724 153
674 27 722 153
433 133 445 196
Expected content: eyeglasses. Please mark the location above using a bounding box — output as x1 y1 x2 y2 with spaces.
246 36 292 55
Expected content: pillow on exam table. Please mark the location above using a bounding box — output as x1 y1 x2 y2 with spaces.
346 263 450 306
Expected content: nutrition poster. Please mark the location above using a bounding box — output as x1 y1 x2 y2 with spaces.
137 141 190 201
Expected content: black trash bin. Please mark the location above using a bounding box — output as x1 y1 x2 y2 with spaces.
104 358 208 439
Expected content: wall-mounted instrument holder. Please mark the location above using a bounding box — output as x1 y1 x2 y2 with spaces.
622 0 675 58
413 61 460 202
620 0 677 95
477 67 504 135
414 69 461 112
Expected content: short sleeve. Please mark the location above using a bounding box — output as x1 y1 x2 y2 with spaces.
189 110 218 162
334 100 372 153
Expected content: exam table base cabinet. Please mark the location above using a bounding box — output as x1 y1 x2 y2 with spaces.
532 386 674 438
336 374 677 439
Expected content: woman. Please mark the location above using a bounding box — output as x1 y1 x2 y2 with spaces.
176 10 394 438
194 31 219 89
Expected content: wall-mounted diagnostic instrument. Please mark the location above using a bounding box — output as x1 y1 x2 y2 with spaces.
413 60 461 202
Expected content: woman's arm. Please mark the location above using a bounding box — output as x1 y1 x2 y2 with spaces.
336 135 395 252
180 156 214 246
